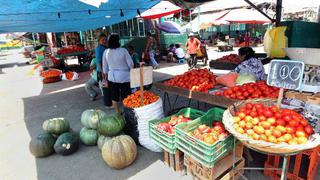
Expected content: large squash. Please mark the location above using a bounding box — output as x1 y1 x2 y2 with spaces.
97 135 112 150
29 132 55 157
81 109 106 129
101 135 137 169
97 113 125 136
80 127 98 146
54 132 79 155
43 118 70 135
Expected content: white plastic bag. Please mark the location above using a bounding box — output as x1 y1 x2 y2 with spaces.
61 71 79 81
133 98 164 152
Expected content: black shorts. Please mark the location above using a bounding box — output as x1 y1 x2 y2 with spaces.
108 81 131 102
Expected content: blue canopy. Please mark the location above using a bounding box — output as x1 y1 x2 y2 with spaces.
0 0 160 32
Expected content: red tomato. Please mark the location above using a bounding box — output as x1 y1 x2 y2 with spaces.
285 126 296 134
270 105 279 113
254 103 264 109
304 125 314 135
250 111 257 118
288 120 299 127
300 119 309 127
274 112 282 119
276 119 286 126
283 115 292 122
263 109 273 118
245 103 253 110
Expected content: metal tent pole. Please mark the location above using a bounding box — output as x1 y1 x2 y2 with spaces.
275 0 283 26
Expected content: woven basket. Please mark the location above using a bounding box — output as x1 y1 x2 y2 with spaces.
222 98 320 155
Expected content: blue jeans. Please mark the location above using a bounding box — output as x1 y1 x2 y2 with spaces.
149 50 159 67
85 78 98 97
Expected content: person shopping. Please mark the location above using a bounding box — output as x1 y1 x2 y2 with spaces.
234 46 266 80
186 33 201 69
84 58 99 101
102 34 134 113
145 32 159 69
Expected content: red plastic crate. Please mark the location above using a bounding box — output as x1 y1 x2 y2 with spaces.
264 146 320 180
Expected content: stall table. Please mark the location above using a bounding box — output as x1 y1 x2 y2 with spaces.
154 82 237 114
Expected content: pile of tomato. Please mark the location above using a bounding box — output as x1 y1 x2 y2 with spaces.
123 90 159 108
189 122 229 145
233 103 314 145
164 69 217 93
57 46 86 55
156 115 191 134
214 81 280 100
216 54 241 64
40 69 61 78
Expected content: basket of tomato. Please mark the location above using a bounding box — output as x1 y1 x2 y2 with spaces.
175 107 235 167
149 108 205 154
222 99 320 154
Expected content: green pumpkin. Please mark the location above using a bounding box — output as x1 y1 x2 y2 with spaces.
97 135 113 150
54 132 79 155
43 118 70 135
81 109 106 129
97 113 125 136
29 132 55 157
80 127 98 146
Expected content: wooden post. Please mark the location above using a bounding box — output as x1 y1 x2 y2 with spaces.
140 66 144 106
277 88 284 107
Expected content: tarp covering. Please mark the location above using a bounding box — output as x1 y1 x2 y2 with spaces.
0 0 160 32
156 21 182 33
220 9 272 24
141 1 182 19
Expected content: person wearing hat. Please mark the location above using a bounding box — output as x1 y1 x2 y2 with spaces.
186 32 201 69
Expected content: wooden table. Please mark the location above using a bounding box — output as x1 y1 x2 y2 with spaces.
154 82 237 114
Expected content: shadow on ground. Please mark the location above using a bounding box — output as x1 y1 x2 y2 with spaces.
23 81 161 180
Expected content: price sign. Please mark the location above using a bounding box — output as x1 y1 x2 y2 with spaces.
130 66 153 88
267 60 304 90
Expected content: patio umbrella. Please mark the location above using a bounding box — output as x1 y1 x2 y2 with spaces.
156 21 182 33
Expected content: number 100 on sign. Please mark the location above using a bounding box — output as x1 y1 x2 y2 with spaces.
267 60 304 90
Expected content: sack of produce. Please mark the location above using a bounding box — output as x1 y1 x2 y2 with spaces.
61 71 79 81
216 73 238 87
123 90 163 152
40 68 62 84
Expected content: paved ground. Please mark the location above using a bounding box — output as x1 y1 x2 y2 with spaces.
0 48 318 180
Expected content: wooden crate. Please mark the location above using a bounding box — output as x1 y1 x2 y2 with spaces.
163 150 185 172
285 91 320 105
184 144 244 180
264 146 320 180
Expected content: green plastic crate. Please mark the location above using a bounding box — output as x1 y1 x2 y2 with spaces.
149 108 205 154
175 107 235 167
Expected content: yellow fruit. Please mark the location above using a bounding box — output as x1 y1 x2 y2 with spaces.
246 129 255 136
245 122 253 129
233 124 239 129
268 135 276 143
276 125 286 133
261 121 271 129
244 116 253 122
260 134 267 141
254 126 265 135
252 133 260 140
297 136 308 144
236 127 245 134
288 139 298 145
252 117 259 125
283 134 293 142
234 116 241 123
265 130 272 137
277 136 286 143
239 121 246 128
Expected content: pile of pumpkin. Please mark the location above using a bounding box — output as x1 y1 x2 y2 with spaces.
29 109 138 169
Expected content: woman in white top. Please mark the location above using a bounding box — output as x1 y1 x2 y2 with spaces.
102 34 134 113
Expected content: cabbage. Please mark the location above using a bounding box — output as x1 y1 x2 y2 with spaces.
236 73 256 85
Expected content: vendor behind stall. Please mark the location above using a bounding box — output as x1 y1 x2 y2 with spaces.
234 47 266 80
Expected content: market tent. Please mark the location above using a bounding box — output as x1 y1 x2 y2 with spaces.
182 11 229 32
220 9 272 24
141 1 182 19
0 0 160 32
